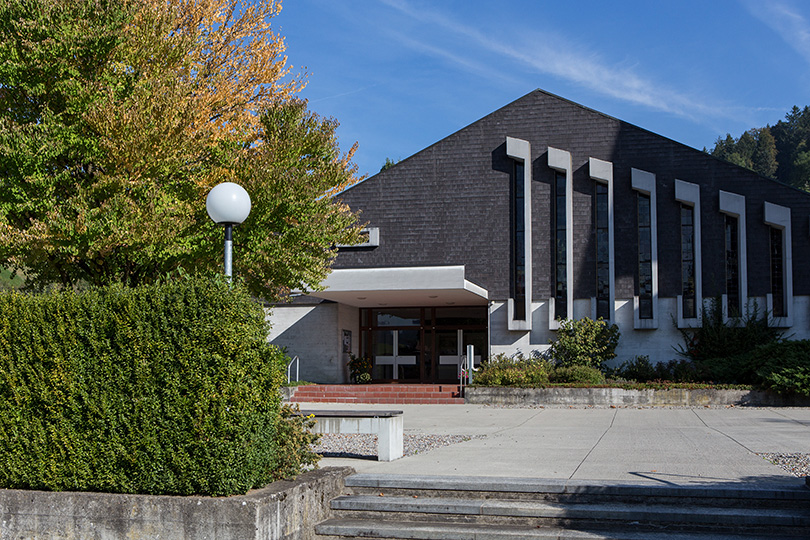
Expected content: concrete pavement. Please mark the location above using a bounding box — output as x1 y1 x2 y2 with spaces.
301 403 810 487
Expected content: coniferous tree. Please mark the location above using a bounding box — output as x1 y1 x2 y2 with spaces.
710 110 810 188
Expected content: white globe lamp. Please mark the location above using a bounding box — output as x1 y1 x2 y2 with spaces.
206 182 251 279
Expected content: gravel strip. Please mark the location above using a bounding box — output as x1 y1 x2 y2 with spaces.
313 433 483 460
757 453 810 477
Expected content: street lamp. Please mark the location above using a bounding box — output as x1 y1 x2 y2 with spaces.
206 182 251 279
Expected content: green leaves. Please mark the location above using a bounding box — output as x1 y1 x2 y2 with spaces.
0 277 312 496
549 317 621 370
0 1 360 299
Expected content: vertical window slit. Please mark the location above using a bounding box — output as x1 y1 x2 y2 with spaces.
637 193 653 319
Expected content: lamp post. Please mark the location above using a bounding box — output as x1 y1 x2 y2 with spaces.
206 182 251 280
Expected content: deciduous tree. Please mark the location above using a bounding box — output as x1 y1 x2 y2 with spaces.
0 0 361 299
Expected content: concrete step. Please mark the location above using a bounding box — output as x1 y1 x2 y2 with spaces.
314 474 810 539
344 473 810 509
329 494 810 530
315 518 810 540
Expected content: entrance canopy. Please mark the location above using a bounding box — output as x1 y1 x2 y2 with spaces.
309 265 488 308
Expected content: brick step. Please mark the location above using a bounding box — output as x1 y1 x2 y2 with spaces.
295 397 466 404
290 384 464 404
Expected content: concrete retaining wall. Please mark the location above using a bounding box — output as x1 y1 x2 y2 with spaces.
465 387 810 407
1 466 353 540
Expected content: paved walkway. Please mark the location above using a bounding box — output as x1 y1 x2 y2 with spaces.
302 403 810 487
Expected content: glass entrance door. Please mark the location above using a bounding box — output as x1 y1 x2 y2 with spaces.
435 329 485 382
373 329 420 380
362 306 487 383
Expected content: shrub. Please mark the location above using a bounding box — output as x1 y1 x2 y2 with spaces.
741 340 810 395
550 365 605 384
609 355 657 382
549 318 620 370
272 404 321 479
474 352 551 387
609 356 701 383
0 276 317 496
762 367 810 396
348 354 372 383
675 300 782 368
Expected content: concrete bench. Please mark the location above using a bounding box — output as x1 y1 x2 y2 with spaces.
300 409 404 461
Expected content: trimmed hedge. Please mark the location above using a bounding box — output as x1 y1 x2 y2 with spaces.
0 277 316 496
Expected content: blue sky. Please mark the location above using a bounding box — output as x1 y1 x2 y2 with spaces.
276 0 810 179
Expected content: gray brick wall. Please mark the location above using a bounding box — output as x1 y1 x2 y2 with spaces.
335 90 810 303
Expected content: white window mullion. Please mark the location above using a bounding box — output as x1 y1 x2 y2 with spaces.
631 168 658 329
548 147 573 329
764 201 793 328
675 179 701 328
589 157 615 323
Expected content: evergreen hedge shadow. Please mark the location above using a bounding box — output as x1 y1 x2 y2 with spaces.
0 276 316 496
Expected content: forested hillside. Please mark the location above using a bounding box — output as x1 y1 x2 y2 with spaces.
709 106 810 191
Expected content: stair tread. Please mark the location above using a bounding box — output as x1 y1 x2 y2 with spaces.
316 518 806 539
291 384 464 404
332 494 810 524
345 473 810 501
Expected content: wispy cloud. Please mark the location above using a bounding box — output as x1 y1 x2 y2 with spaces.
309 84 380 104
743 0 810 66
379 0 735 122
386 30 524 88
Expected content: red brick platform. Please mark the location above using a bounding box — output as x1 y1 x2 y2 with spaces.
289 384 464 404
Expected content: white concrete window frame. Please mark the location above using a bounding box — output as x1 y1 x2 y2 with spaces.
506 136 532 331
548 147 573 330
674 179 702 328
763 201 793 328
589 157 615 323
631 168 658 330
718 190 748 323
336 226 380 248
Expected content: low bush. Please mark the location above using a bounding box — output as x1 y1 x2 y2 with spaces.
550 365 605 384
549 318 620 370
675 300 782 379
0 276 318 497
474 352 551 387
741 340 810 396
609 356 701 383
763 366 810 396
272 404 321 480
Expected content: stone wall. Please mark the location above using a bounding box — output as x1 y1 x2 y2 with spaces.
1 467 353 540
465 387 810 407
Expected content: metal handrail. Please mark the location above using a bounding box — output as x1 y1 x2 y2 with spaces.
458 345 477 392
286 355 299 384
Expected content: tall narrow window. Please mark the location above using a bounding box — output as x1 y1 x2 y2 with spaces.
725 215 740 316
512 160 526 321
680 205 696 319
637 193 653 319
770 226 785 318
506 137 531 331
554 170 567 320
763 201 791 327
595 182 610 319
720 190 747 321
